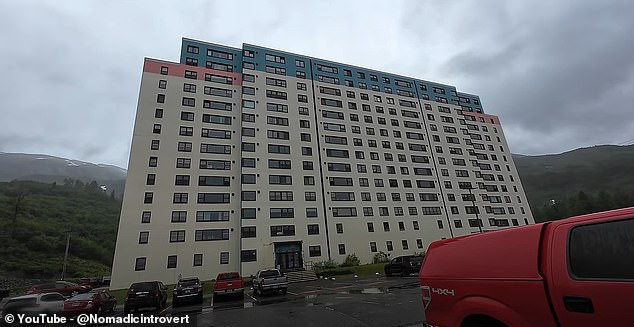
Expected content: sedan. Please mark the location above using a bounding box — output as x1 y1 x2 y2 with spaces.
61 290 116 316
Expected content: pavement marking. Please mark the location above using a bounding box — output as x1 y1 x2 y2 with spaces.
246 293 257 302
287 291 299 295
159 305 171 315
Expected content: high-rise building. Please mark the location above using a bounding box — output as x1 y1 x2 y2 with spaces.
110 38 534 290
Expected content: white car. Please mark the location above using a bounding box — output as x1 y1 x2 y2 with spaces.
1 292 66 316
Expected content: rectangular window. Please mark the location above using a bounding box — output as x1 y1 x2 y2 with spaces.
308 224 320 235
194 254 203 266
241 226 256 238
195 229 230 241
138 231 149 244
270 225 295 236
170 230 186 243
309 246 321 257
197 193 230 204
241 250 257 262
135 257 146 271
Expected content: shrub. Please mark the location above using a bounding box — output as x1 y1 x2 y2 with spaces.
372 251 390 264
312 260 338 271
340 253 360 267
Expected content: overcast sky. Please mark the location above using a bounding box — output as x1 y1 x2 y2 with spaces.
1 0 633 168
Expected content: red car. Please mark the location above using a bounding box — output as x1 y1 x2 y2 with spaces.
61 290 117 316
27 281 91 297
419 207 634 327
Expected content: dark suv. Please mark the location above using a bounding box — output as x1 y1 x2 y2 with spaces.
123 281 167 313
172 277 203 307
384 255 424 277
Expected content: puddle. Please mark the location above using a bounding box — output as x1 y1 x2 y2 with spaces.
339 287 389 295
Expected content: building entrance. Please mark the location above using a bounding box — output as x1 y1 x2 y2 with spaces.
274 241 303 271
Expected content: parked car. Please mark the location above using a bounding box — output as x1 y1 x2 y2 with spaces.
27 281 91 297
384 255 424 277
172 277 203 307
1 292 66 316
123 281 167 313
101 276 111 287
253 269 288 296
213 272 244 299
419 207 634 327
61 290 117 316
79 277 103 289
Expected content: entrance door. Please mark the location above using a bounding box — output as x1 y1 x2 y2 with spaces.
274 242 303 271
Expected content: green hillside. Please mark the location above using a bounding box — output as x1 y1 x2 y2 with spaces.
0 180 121 279
515 145 634 222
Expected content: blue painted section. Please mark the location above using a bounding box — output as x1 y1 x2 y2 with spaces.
177 38 485 113
242 44 311 80
180 38 243 73
457 92 484 113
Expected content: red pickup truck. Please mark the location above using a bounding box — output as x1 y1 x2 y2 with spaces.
213 272 244 299
419 207 634 327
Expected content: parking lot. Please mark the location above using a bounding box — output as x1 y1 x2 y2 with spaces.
167 276 425 327
1 276 424 326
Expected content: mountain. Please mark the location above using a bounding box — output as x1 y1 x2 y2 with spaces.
0 153 127 198
514 145 634 220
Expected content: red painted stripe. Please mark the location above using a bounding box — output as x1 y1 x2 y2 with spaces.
143 59 242 85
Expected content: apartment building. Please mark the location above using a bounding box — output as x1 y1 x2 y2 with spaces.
110 38 534 290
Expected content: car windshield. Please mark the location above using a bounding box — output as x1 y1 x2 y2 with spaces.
130 283 156 291
69 293 96 301
178 279 199 287
218 273 239 280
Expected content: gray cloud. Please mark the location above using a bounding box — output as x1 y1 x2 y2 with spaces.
1 0 633 168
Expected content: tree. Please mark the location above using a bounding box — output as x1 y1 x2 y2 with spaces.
11 192 26 224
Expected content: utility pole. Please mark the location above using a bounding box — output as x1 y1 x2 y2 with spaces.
468 187 483 233
61 231 71 280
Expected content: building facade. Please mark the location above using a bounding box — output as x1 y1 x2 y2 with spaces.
110 38 534 290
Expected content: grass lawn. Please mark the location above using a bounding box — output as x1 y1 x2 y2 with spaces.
314 263 387 280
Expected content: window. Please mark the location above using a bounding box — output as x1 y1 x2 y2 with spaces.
135 257 146 271
270 225 295 236
194 254 203 266
154 108 163 118
170 230 185 243
295 59 305 67
158 80 167 89
175 175 190 186
153 124 161 134
242 191 256 201
241 174 256 184
144 192 153 204
338 244 346 255
196 211 229 222
146 174 155 185
303 161 314 170
305 192 317 201
241 208 256 219
179 126 193 136
160 66 168 75
336 223 344 234
309 245 321 257
241 250 257 262
306 208 318 218
241 226 256 238
195 229 230 241
383 222 390 231
173 193 188 204
176 158 191 168
141 211 151 223
304 176 315 185
197 193 230 204
386 241 393 252
569 218 634 280
138 231 149 244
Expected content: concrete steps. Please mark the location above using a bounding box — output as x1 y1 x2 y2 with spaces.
285 270 318 283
